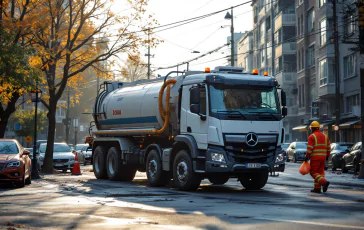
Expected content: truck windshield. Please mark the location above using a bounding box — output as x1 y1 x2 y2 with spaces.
209 85 280 117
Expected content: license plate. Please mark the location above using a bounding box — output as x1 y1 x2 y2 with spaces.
55 163 63 167
247 163 261 168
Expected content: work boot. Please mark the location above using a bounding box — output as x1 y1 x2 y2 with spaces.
310 188 321 193
323 181 330 193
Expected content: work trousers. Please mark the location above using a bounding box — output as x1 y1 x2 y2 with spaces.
310 160 328 189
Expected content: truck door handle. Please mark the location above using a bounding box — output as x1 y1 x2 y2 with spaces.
187 127 192 133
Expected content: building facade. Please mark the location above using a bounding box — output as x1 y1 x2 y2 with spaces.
292 0 361 143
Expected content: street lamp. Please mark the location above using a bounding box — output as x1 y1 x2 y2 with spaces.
30 86 42 179
224 7 234 66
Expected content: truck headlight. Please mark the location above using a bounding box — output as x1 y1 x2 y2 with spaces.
275 154 284 163
211 153 226 163
7 161 21 168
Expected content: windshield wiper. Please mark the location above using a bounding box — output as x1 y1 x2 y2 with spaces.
216 110 247 119
248 111 279 121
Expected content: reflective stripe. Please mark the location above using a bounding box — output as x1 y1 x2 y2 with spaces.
325 135 328 146
312 134 318 146
310 153 327 157
307 145 314 148
313 149 327 152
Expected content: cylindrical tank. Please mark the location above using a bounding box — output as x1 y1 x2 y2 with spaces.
94 77 181 132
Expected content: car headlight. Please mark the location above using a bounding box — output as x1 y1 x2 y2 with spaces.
211 153 226 163
7 161 21 168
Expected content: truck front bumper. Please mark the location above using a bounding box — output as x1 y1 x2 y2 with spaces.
204 147 285 173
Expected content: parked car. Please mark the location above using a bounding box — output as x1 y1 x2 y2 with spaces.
325 142 353 171
286 142 307 163
35 140 47 154
73 144 87 153
0 139 32 187
80 145 92 165
342 142 362 174
38 143 75 172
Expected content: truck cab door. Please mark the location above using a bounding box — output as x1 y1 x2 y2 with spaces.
182 84 208 149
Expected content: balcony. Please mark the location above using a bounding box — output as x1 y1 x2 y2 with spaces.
274 12 296 32
318 84 336 99
275 42 296 57
258 7 265 22
275 72 297 87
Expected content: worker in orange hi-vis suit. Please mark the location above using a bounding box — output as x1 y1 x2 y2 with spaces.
305 121 331 193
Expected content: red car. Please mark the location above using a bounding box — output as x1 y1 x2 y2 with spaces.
0 139 32 187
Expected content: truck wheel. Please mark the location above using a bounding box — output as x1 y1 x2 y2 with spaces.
208 175 229 185
239 172 268 190
146 150 170 186
173 150 201 191
106 147 124 181
93 146 108 179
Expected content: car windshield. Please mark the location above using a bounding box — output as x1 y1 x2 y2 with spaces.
296 143 307 149
338 144 352 150
75 145 84 151
209 85 280 114
39 144 71 154
0 141 18 154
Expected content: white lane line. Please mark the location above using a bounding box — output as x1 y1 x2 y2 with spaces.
258 217 364 229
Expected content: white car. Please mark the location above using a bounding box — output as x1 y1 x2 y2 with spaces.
38 143 75 172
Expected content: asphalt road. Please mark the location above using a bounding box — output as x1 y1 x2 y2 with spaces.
0 162 364 230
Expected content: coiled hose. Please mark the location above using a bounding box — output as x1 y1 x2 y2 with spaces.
154 79 177 135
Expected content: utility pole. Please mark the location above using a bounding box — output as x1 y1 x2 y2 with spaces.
357 0 364 179
230 7 234 67
333 0 341 143
65 89 70 144
147 27 151 80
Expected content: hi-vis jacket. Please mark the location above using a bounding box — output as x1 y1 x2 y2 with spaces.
306 130 331 161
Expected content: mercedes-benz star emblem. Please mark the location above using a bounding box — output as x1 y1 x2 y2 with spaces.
246 133 258 147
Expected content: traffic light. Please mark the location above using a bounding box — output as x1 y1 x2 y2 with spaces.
359 5 364 28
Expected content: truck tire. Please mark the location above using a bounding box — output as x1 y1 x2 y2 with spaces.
239 172 268 190
208 175 229 185
93 146 108 179
173 150 201 191
146 150 170 186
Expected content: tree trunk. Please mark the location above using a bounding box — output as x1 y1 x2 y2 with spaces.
42 100 57 173
0 94 20 138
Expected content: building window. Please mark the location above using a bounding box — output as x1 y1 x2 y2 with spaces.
298 85 302 107
302 84 305 107
307 45 315 67
267 41 272 58
344 15 356 36
261 45 265 63
299 84 305 108
320 19 327 46
319 0 326 8
346 94 359 113
297 17 301 36
301 14 304 35
298 50 301 70
344 54 356 78
307 8 315 32
275 57 282 73
319 59 328 86
266 16 271 31
274 29 282 45
265 0 271 12
301 48 304 70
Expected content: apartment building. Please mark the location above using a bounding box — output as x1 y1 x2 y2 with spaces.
226 32 246 66
247 0 298 142
292 0 361 143
237 31 254 72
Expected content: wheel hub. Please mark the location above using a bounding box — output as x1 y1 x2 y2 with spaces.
177 161 188 181
108 155 115 175
94 155 100 172
148 159 157 178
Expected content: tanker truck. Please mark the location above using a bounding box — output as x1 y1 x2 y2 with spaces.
86 66 287 191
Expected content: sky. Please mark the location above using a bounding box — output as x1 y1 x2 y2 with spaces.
111 0 253 77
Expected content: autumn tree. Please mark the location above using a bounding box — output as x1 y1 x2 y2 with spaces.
0 1 42 137
119 54 148 82
9 109 47 144
25 0 161 173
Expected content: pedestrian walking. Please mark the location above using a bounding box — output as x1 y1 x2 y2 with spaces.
305 121 331 193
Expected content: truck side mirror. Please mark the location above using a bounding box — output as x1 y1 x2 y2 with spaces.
190 87 200 105
282 107 287 117
190 104 200 114
281 90 287 107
